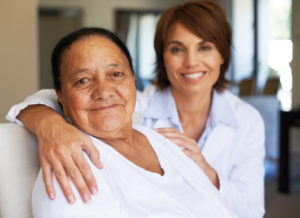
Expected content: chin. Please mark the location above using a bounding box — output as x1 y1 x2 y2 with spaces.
92 118 126 131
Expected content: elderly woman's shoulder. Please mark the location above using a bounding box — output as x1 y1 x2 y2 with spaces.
82 136 112 169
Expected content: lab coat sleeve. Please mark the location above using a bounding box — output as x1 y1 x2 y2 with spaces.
218 106 265 218
6 89 63 124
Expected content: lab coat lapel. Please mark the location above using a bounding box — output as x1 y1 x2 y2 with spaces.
201 124 234 165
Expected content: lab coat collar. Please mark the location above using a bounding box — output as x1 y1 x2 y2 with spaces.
144 88 239 129
210 90 239 129
143 87 181 127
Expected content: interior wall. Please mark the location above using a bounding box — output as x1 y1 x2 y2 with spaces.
0 0 38 122
39 0 190 31
292 0 300 108
39 9 83 89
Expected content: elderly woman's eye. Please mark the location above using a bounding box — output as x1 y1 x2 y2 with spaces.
113 71 122 77
75 77 89 86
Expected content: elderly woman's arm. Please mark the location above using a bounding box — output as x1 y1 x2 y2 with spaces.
6 89 101 204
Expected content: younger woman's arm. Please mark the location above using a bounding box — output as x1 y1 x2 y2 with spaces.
7 89 101 204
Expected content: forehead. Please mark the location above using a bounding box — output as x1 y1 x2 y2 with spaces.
62 35 128 65
165 22 204 43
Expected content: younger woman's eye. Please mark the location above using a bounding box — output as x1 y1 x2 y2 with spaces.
199 45 212 51
170 47 184 54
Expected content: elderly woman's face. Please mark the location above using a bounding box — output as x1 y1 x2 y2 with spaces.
57 36 136 136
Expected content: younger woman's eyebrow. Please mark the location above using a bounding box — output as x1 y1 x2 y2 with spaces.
166 41 183 46
166 39 208 46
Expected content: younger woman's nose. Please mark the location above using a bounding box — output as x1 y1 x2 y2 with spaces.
184 51 198 68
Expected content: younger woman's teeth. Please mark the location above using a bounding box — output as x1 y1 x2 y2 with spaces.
183 72 204 79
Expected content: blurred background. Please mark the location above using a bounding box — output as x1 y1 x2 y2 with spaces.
0 0 299 217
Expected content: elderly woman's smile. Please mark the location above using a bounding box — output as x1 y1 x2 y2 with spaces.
56 36 136 138
88 104 121 112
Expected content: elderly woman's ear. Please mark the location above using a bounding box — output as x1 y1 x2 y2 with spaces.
55 90 67 117
56 90 62 105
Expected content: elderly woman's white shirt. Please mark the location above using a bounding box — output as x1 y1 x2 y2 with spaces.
32 125 235 218
6 85 265 218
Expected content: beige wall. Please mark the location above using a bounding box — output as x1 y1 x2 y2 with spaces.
0 0 38 122
39 0 190 30
292 0 300 107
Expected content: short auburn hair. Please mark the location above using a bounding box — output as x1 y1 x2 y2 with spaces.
153 0 232 92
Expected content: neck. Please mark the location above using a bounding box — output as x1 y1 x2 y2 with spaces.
171 87 213 141
98 126 136 148
172 87 212 122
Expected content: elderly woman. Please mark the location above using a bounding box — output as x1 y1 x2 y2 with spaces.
7 1 265 217
31 27 235 218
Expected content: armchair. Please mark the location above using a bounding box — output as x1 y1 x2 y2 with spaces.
0 123 40 218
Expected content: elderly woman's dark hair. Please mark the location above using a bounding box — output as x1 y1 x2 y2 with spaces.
51 27 134 91
153 0 232 92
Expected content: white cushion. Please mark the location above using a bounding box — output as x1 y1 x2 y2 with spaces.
0 123 40 218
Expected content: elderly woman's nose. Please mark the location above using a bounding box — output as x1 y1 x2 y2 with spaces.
91 79 115 100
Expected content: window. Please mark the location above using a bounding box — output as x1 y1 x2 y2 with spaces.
115 10 160 90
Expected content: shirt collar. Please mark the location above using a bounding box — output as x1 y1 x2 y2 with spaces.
143 87 239 129
209 90 239 128
143 87 181 127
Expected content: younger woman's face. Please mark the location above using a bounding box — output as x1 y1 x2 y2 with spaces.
163 22 224 97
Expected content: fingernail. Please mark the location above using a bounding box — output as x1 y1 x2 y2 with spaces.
68 195 76 204
83 194 91 203
49 192 55 200
91 187 98 195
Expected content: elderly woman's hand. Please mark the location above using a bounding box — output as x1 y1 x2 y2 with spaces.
18 105 102 203
155 127 220 189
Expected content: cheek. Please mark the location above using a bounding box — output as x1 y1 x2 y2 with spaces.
63 91 88 117
164 56 180 82
118 80 136 110
207 54 223 71
164 53 178 73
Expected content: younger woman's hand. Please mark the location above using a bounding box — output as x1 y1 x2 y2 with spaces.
155 127 219 189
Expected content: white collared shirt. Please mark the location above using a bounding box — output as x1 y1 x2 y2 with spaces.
32 125 236 218
136 85 239 150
